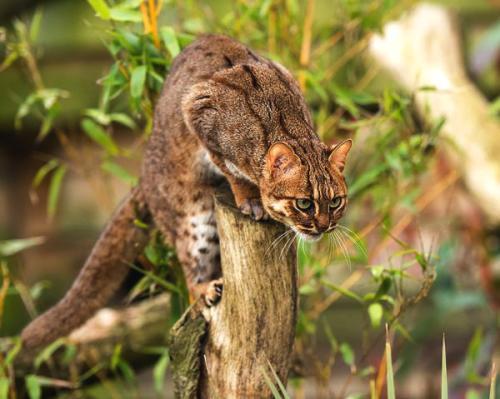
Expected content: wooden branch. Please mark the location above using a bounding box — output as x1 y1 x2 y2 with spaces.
369 3 500 225
197 195 298 398
9 294 171 375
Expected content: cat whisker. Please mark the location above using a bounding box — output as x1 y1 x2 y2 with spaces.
266 229 293 256
280 231 298 260
333 230 351 270
337 224 368 258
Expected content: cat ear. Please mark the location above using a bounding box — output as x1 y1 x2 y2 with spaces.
182 82 218 137
328 139 352 172
266 143 301 177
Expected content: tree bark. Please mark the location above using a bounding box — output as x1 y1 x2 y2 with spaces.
369 3 500 226
198 195 298 398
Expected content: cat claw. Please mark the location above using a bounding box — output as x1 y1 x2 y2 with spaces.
203 278 223 307
239 199 269 221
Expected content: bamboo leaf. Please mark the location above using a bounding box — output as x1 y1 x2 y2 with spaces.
321 279 364 304
442 335 448 399
87 0 110 19
25 375 41 399
109 7 142 22
386 332 395 399
153 351 170 393
101 161 138 185
81 118 120 156
0 378 8 399
368 302 383 328
160 26 181 57
0 237 45 257
130 65 147 99
47 165 67 218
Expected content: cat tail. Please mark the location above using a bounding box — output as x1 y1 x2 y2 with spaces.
21 185 151 349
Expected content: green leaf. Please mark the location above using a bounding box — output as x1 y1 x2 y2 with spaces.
109 113 136 129
153 351 169 393
109 7 142 22
37 103 60 141
34 339 65 369
87 0 110 19
101 161 138 185
368 303 383 328
47 165 67 218
5 337 22 365
160 27 181 57
25 375 41 399
30 8 43 42
0 237 45 257
81 118 120 156
0 378 8 399
442 335 448 399
299 283 315 295
130 65 147 99
321 279 364 304
339 342 355 367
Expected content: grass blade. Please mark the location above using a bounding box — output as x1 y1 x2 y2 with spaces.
441 334 448 399
490 363 497 399
386 326 395 399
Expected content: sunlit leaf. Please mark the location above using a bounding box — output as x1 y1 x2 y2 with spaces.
130 65 147 99
386 338 395 399
442 335 448 399
0 237 45 257
160 26 181 57
0 378 8 399
87 0 111 20
81 118 120 156
368 303 383 328
109 7 142 22
25 375 41 399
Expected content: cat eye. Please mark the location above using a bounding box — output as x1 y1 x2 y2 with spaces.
329 197 342 209
295 199 313 211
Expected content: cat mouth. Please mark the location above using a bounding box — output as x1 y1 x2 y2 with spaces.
295 230 323 242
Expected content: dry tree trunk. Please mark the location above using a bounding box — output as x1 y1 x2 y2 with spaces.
198 195 298 398
168 194 299 398
369 3 500 225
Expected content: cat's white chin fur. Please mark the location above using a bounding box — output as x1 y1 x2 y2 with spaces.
292 228 322 242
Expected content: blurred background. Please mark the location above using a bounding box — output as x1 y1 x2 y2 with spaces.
0 0 499 398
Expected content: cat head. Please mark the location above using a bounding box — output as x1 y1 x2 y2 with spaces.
260 139 352 241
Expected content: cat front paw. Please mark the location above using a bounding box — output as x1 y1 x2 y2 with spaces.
203 278 223 307
239 198 269 221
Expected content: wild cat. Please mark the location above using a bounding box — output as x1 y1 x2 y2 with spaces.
21 35 351 348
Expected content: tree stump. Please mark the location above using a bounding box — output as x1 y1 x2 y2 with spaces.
198 195 298 398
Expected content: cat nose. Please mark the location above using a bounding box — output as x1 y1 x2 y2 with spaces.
315 216 330 232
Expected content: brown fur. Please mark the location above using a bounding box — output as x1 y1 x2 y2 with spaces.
20 35 351 349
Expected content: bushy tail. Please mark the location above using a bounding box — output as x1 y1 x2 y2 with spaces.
21 186 151 349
